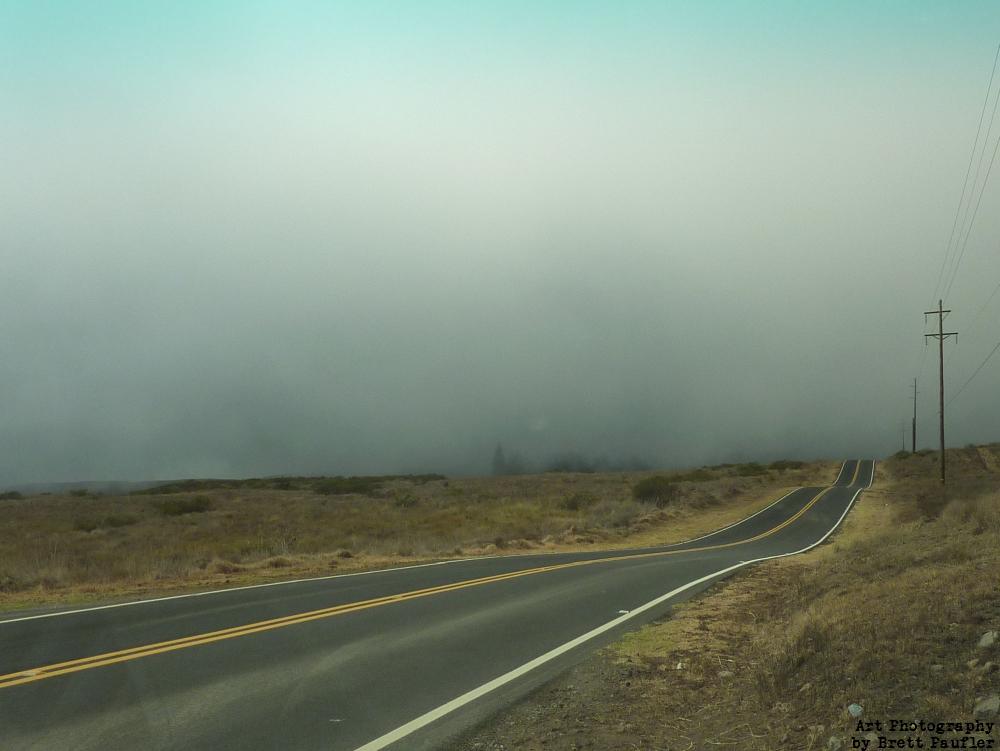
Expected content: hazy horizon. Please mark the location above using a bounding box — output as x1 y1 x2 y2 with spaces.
3 3 1000 485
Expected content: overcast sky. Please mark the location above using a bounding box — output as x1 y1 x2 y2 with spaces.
2 2 1000 483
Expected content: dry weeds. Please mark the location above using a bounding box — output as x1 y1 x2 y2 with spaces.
0 461 834 611
459 444 1000 750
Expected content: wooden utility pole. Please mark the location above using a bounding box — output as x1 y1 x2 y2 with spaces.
911 378 918 454
924 300 957 483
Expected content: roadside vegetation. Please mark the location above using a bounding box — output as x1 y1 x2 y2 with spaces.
459 444 1000 750
0 461 833 610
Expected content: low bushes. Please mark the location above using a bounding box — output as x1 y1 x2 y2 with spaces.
734 462 768 476
314 476 385 496
632 476 680 507
156 496 212 516
560 492 598 511
73 514 139 532
394 494 419 508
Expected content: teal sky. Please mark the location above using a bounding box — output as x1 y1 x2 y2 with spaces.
1 3 1000 481
4 3 998 94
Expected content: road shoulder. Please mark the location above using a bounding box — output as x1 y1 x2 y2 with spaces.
458 448 1000 750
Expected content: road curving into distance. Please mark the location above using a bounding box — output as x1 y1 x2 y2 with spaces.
0 460 874 750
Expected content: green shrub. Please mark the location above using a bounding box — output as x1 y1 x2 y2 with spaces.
632 476 680 507
560 492 598 511
73 518 99 532
394 495 418 508
69 489 89 497
157 496 212 516
139 479 235 495
0 574 31 593
314 476 384 496
0 491 23 500
136 473 446 496
734 462 768 477
73 514 139 531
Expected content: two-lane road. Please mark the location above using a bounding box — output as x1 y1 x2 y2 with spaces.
0 460 874 750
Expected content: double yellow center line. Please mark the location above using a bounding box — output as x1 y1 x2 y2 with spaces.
0 483 839 689
848 460 862 486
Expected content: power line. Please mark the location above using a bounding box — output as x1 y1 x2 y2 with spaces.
942 107 1000 301
943 44 1000 301
917 338 929 379
924 300 958 483
948 336 1000 406
931 41 1000 305
914 42 1000 435
964 276 1000 338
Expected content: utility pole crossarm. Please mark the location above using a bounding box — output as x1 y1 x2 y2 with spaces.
922 299 958 484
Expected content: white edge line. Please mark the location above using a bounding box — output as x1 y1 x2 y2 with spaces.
354 473 869 751
0 558 489 626
0 462 864 627
670 486 802 546
0 468 842 626
0 490 791 627
669 458 848 547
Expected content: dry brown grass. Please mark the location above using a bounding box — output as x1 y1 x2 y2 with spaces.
0 461 835 611
458 445 1000 750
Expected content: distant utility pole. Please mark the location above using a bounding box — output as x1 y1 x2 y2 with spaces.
910 378 918 454
924 300 958 483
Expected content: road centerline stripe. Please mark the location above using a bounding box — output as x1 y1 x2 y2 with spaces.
354 466 873 751
0 474 845 690
848 460 862 486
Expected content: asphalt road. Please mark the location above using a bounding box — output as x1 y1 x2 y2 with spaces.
0 460 874 750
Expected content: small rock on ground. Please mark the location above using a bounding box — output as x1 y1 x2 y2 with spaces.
973 694 999 720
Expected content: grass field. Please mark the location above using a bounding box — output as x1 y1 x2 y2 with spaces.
459 444 1000 750
0 460 835 610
